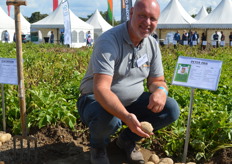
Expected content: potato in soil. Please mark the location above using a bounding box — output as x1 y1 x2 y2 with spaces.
148 154 160 164
159 157 174 164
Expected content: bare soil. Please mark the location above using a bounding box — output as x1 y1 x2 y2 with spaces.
0 123 231 164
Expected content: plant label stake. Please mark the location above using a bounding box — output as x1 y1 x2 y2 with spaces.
172 56 222 163
182 88 194 163
1 84 6 131
6 0 37 162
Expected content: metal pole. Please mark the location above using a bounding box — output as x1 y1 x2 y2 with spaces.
1 84 6 131
15 5 27 137
183 88 195 163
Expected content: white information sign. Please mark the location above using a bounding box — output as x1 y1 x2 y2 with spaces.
211 41 216 46
192 41 197 46
172 40 177 45
0 58 18 85
172 56 222 91
183 40 188 45
220 41 225 46
202 41 207 46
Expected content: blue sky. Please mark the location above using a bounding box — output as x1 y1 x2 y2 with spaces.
0 0 221 21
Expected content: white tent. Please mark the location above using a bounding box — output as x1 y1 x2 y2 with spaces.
157 0 196 29
86 9 112 40
194 6 208 21
0 6 15 42
0 6 31 42
31 3 94 47
192 0 232 28
20 13 31 34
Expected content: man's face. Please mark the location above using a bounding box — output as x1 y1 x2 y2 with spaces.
130 0 160 40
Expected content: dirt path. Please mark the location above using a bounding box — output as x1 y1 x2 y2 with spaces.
1 124 232 164
0 137 153 164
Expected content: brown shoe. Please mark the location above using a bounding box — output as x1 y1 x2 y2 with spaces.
90 147 110 164
116 137 145 164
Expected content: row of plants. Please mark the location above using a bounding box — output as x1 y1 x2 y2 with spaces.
0 42 231 162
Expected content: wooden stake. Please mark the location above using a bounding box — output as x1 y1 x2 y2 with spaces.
7 0 27 137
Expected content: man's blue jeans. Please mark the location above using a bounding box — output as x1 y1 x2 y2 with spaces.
77 92 180 148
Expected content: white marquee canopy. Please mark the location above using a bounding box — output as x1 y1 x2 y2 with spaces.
192 0 232 29
86 9 112 40
31 3 94 47
194 6 208 21
157 0 196 29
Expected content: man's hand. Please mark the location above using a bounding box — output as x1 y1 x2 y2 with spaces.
147 76 167 113
124 113 152 138
147 89 167 113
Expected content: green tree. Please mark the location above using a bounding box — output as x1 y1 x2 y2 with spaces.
206 6 212 14
191 14 197 18
27 12 48 23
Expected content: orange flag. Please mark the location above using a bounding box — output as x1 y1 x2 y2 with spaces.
107 0 113 22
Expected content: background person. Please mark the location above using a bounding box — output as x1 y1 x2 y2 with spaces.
213 31 219 48
173 30 180 48
229 32 232 46
189 31 198 46
220 31 225 47
60 32 64 45
4 30 9 43
86 31 91 46
13 32 16 42
201 32 207 50
50 31 54 43
77 0 180 164
86 35 92 47
182 30 188 45
173 30 180 43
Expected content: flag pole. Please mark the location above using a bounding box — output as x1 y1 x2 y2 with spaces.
112 1 114 26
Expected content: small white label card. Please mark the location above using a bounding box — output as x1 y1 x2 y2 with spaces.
137 54 148 67
220 41 225 46
202 41 207 45
173 40 177 45
211 41 217 46
183 41 188 45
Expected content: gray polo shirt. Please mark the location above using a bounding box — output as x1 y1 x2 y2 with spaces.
80 22 164 106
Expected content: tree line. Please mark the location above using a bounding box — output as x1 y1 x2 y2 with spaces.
25 10 121 26
25 6 213 25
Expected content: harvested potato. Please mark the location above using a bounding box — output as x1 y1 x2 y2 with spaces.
159 157 173 164
141 121 153 134
149 154 160 164
146 162 155 164
0 133 12 143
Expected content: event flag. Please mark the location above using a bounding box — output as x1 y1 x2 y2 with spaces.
107 0 113 23
62 0 72 46
53 0 58 11
7 0 11 16
121 0 132 23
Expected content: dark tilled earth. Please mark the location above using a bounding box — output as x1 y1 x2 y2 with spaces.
0 123 231 164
